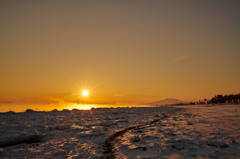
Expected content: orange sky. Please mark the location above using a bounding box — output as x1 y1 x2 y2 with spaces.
0 0 240 107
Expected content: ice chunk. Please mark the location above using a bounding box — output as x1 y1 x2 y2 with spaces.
207 141 229 148
25 109 35 113
131 136 141 142
130 146 147 151
0 132 43 147
56 124 71 130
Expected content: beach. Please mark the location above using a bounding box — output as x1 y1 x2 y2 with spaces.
0 104 240 158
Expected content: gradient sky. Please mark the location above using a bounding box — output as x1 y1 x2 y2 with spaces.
1 0 240 106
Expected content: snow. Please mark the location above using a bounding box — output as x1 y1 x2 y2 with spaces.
0 104 240 158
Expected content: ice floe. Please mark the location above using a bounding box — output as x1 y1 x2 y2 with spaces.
0 104 239 158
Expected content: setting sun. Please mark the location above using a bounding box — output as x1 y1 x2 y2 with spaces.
82 90 88 96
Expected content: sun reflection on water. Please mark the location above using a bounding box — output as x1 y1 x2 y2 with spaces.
66 104 95 110
65 103 141 111
0 103 152 113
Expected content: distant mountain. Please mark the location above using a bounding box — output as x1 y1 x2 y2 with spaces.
142 98 189 106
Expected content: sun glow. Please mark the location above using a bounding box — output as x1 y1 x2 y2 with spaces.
81 105 92 110
82 90 88 96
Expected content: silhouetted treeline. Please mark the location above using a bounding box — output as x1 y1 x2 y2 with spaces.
209 94 240 104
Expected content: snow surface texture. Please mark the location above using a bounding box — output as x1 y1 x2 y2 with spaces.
0 105 239 159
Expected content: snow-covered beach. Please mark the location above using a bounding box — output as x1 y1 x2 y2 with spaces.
0 104 240 158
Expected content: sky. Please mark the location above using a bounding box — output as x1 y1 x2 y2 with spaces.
0 0 240 108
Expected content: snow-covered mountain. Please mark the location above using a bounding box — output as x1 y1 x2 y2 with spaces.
142 98 188 106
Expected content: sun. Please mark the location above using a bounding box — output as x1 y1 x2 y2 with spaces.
82 90 88 96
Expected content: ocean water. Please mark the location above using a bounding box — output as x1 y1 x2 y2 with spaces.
0 103 150 113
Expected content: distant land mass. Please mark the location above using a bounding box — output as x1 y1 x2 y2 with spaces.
142 98 189 106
